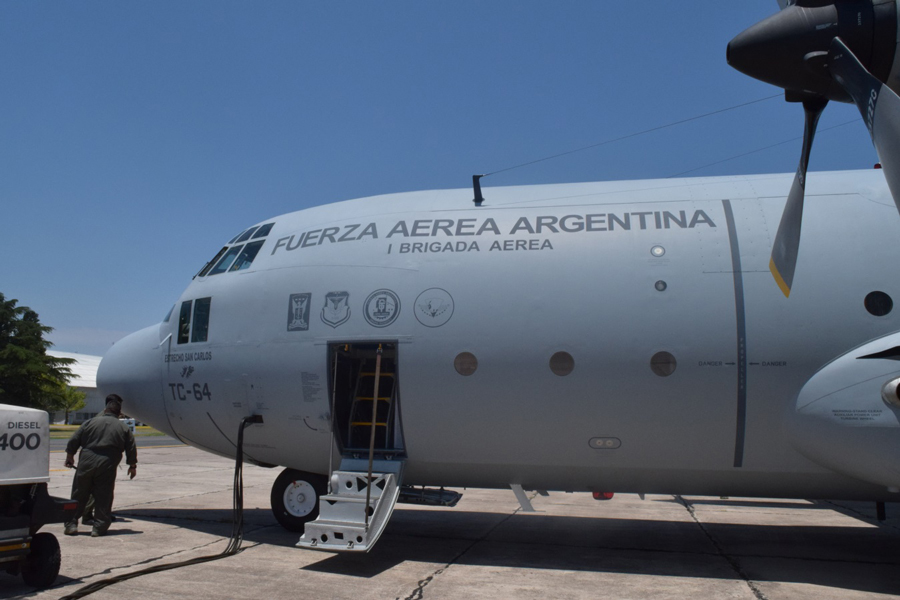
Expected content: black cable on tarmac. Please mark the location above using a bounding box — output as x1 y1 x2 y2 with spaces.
58 415 263 600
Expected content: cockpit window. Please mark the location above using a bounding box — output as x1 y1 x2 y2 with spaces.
196 247 229 278
196 221 276 277
235 226 259 243
191 298 211 342
163 305 174 323
177 301 192 344
208 245 244 276
252 223 274 238
229 241 265 272
177 297 212 344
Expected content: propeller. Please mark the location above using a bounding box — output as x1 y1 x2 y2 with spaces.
769 97 827 297
827 37 900 211
727 0 900 297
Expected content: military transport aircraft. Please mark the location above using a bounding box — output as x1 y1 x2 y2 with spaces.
97 0 900 552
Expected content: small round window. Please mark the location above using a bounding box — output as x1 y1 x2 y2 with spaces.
865 291 893 317
650 351 677 377
549 352 575 376
454 352 478 376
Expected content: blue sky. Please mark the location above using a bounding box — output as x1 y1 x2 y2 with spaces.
0 1 878 356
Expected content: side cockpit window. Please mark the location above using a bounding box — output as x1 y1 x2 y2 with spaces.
177 301 192 344
177 297 212 345
195 222 275 278
191 298 211 342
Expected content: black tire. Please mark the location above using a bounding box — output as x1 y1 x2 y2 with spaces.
270 469 326 532
21 532 61 589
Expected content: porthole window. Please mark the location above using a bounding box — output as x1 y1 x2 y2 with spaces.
549 352 575 376
650 351 677 377
865 291 893 317
655 280 667 292
454 352 478 376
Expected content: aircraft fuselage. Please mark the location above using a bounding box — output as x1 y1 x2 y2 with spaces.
99 169 900 501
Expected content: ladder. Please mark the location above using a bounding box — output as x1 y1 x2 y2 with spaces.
347 368 395 449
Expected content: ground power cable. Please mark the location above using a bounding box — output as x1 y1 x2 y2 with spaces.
479 94 782 180
58 415 263 600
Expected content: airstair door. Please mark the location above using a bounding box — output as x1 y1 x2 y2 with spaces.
297 342 405 552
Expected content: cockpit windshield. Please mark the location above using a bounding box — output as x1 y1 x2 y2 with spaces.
195 222 275 278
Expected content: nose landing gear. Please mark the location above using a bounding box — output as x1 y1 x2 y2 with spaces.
270 469 327 532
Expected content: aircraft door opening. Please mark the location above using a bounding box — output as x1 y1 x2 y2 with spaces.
328 342 405 457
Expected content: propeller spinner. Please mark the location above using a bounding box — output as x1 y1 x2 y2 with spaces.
728 0 900 296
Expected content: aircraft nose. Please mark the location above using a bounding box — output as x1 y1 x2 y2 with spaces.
97 324 175 438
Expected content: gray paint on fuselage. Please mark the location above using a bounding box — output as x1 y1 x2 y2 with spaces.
100 170 900 499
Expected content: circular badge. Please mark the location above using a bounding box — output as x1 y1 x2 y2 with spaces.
363 289 401 328
414 288 454 327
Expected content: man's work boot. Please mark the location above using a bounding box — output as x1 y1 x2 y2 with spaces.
91 527 107 537
64 522 78 536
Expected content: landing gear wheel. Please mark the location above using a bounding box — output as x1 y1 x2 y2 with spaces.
270 469 326 532
21 532 61 589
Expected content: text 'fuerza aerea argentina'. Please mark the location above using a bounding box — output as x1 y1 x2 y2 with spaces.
270 210 717 255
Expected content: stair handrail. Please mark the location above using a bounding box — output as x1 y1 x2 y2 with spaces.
365 344 383 529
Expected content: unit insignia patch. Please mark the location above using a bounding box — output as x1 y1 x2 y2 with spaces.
364 289 401 328
287 293 311 331
321 291 351 328
414 288 454 327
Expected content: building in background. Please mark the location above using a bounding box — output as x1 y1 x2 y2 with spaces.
47 351 102 424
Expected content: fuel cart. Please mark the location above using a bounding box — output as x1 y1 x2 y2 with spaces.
0 403 76 588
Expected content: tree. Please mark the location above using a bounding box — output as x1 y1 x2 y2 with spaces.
54 385 86 425
0 293 74 410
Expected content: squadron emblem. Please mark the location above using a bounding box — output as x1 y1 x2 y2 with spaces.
363 289 400 328
287 293 311 331
321 291 351 328
414 288 454 328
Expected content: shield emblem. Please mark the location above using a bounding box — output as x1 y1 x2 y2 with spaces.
287 293 311 331
321 291 351 328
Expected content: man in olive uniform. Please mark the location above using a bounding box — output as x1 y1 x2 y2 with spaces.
64 394 137 537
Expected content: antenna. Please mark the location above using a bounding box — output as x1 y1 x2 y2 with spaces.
472 174 485 207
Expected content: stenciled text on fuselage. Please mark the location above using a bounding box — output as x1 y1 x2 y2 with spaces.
270 210 716 255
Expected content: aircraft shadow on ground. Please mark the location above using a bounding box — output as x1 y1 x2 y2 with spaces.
114 506 900 595
655 497 826 510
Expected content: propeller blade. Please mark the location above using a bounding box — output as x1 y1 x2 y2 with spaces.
769 97 827 297
828 37 900 214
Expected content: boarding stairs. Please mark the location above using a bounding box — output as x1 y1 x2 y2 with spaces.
297 346 405 552
296 457 404 552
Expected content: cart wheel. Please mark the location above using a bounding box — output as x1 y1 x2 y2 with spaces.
21 532 61 589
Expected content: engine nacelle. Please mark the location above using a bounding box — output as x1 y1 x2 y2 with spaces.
786 331 900 489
